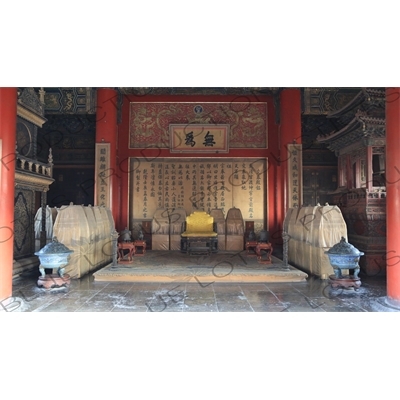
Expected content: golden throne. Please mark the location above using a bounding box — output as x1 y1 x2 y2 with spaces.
180 211 218 255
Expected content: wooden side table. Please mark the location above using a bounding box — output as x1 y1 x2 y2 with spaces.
118 242 135 263
245 241 258 256
133 240 146 256
255 242 273 264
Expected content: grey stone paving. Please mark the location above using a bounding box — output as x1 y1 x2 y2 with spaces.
2 266 396 312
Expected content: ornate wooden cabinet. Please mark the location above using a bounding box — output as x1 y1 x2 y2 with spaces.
317 88 386 276
302 167 337 206
13 88 54 277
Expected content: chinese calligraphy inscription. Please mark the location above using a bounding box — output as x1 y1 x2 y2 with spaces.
170 124 229 153
287 144 303 208
95 143 111 208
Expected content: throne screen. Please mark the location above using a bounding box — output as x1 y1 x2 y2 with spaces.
129 157 266 232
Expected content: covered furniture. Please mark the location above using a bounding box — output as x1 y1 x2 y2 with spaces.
225 207 245 251
169 208 187 250
52 204 114 278
151 208 170 250
180 211 218 255
283 205 348 279
210 208 226 250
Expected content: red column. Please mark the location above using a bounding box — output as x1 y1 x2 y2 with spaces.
0 88 17 301
96 88 119 227
385 87 400 307
280 88 302 214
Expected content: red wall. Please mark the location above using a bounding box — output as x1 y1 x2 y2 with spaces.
117 93 281 246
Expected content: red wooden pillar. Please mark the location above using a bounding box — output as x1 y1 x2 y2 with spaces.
280 88 302 214
0 88 17 301
95 88 119 227
385 87 400 307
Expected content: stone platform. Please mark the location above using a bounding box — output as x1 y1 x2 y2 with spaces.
93 250 308 283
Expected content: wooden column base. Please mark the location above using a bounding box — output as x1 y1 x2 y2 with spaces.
329 275 361 289
37 274 71 289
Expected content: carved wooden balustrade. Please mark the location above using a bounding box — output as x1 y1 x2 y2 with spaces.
16 149 53 178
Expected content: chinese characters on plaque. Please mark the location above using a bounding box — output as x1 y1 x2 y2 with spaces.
95 143 111 208
129 158 265 227
170 124 229 153
287 143 303 208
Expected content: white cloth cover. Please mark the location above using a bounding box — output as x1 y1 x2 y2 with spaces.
34 206 56 251
284 206 348 278
52 204 114 278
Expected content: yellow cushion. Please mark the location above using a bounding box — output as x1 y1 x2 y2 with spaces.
181 211 216 237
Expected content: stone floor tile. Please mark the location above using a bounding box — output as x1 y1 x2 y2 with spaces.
113 297 137 308
214 292 249 300
184 289 215 298
158 282 188 290
319 303 366 312
147 303 184 312
101 282 134 290
75 300 116 312
127 291 161 300
88 292 128 304
250 304 292 312
291 282 332 298
184 300 217 309
95 289 132 299
305 296 345 308
263 285 296 295
215 295 253 310
184 291 216 300
68 277 109 291
245 299 284 310
39 298 89 312
212 284 243 292
243 290 281 303
216 303 254 312
125 295 159 308
16 298 53 313
61 289 100 300
345 297 383 312
182 305 218 313
239 283 270 292
184 282 216 290
13 284 59 300
286 305 325 312
270 293 309 303
368 297 400 312
128 282 162 290
277 296 324 310
18 289 69 312
145 295 184 312
111 305 149 312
